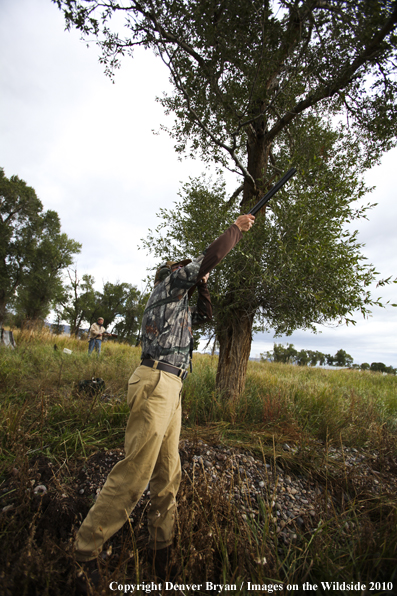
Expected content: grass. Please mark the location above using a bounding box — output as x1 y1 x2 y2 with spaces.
0 329 396 594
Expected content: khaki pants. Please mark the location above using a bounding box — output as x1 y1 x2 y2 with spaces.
75 364 182 561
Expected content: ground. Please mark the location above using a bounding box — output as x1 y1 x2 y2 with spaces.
1 439 396 595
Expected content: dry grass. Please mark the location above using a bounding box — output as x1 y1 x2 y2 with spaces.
0 332 396 594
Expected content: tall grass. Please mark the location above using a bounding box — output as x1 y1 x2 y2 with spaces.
183 356 397 452
1 330 397 466
0 331 396 595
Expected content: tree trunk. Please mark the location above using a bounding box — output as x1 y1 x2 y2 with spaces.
216 309 255 401
241 115 271 208
216 131 269 399
21 318 43 330
0 299 6 330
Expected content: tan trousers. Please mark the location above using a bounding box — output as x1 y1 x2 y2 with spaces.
74 364 182 561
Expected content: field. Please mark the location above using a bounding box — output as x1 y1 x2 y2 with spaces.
0 330 396 595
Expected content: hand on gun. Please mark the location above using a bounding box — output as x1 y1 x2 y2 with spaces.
234 214 255 232
198 272 210 285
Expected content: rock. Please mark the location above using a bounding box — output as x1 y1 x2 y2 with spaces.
66 438 397 559
33 485 47 496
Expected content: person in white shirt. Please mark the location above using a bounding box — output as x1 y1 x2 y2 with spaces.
88 317 106 354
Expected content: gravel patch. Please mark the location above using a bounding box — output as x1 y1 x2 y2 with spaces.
74 439 397 548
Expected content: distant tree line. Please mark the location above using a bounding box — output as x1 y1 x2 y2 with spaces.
1 168 147 345
261 343 396 375
53 268 149 345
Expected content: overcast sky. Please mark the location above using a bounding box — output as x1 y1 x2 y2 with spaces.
1 0 396 366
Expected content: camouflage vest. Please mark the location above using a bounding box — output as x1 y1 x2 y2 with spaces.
140 254 206 370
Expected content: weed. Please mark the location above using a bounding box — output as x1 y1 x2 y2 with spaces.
0 332 396 594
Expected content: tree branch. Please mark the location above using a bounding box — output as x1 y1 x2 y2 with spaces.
226 184 244 207
130 0 207 66
265 2 397 144
157 44 257 189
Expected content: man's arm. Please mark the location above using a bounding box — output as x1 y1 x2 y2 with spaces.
168 215 255 296
188 214 254 324
196 215 254 280
190 273 212 325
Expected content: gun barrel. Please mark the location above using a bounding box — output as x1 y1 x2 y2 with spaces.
248 167 297 216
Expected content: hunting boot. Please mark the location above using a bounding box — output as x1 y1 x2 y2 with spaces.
147 546 178 582
75 559 100 595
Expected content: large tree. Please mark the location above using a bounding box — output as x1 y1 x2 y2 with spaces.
57 267 97 336
0 168 81 328
96 282 149 345
143 156 390 394
58 273 148 342
55 0 397 396
14 211 81 325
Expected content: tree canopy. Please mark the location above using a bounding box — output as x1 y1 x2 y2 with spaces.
142 162 389 342
58 270 148 344
55 0 397 191
92 281 147 344
0 168 81 328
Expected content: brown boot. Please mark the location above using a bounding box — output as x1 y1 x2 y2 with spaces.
75 559 100 595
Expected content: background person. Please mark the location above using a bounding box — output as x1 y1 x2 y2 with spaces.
87 317 106 354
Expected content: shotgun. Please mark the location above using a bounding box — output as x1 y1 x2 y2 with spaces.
248 167 297 216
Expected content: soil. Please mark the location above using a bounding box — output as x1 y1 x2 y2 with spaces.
1 439 396 595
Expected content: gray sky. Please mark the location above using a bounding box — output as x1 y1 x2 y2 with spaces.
1 0 396 366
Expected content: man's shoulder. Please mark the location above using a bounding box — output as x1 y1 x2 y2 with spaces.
144 279 191 317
